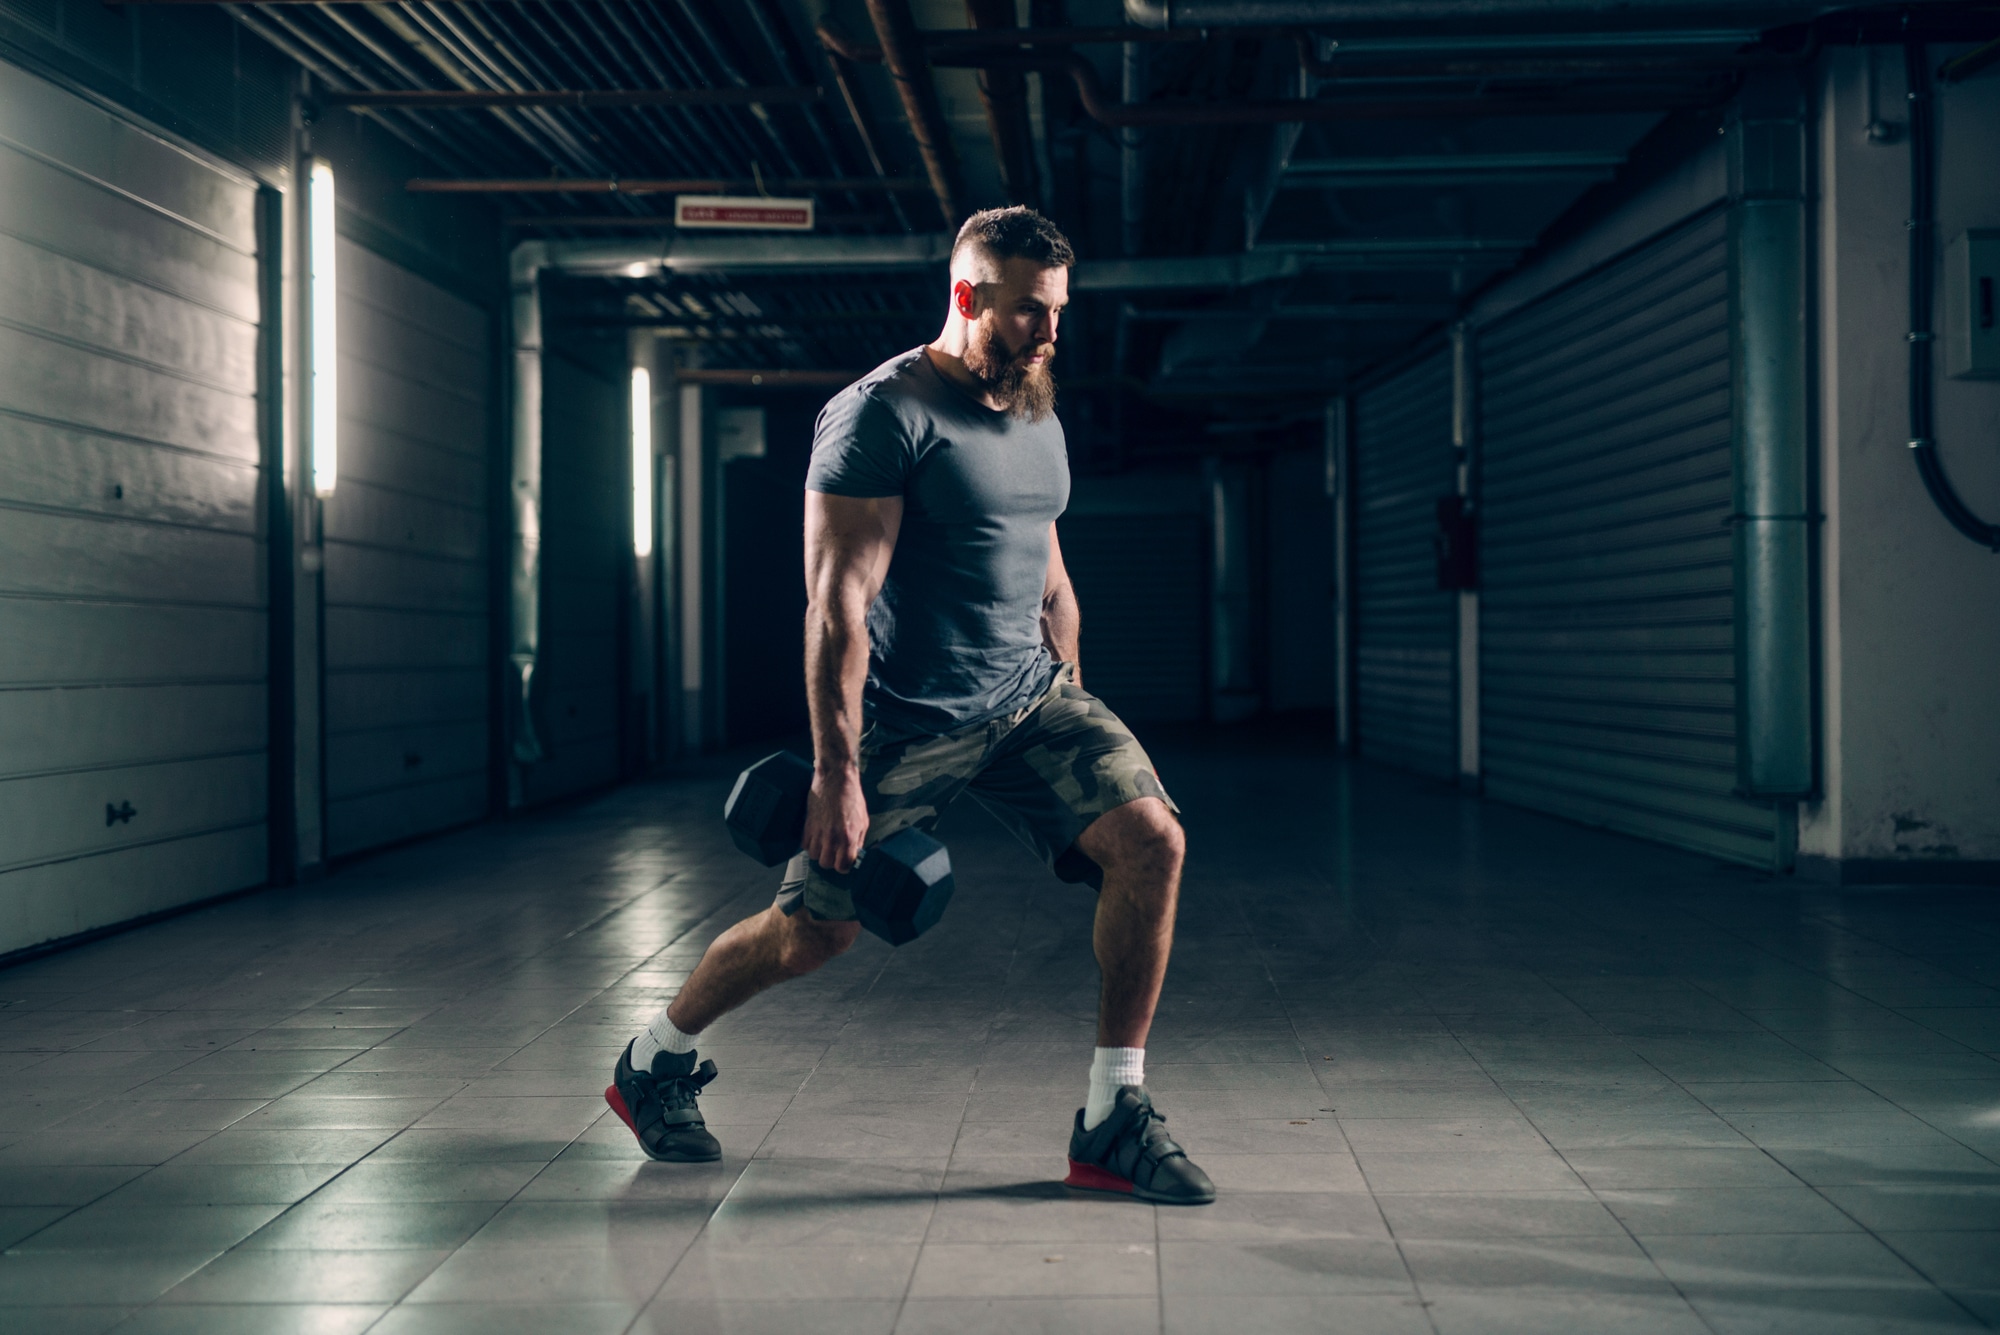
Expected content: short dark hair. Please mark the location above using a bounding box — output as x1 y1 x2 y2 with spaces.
952 206 1075 272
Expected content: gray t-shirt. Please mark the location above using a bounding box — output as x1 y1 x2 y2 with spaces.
806 347 1069 737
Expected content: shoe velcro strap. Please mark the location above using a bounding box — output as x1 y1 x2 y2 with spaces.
658 1107 706 1128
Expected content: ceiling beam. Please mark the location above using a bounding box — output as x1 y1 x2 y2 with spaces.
1122 302 1460 321
1281 151 1626 188
861 0 963 227
320 87 820 109
831 36 1730 127
1120 0 1965 31
675 368 859 387
965 0 1039 206
409 176 930 194
525 232 954 277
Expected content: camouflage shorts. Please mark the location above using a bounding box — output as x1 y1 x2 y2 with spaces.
775 662 1177 922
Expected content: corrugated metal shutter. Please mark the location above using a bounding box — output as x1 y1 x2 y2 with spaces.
322 242 491 858
1059 514 1205 722
1353 351 1457 777
0 62 267 952
1479 208 1783 868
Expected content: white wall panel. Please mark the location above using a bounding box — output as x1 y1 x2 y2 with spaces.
0 61 266 955
0 602 264 687
0 683 265 779
0 417 258 530
321 237 490 859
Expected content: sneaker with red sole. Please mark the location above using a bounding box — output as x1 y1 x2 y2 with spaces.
605 1041 721 1162
1065 1085 1215 1204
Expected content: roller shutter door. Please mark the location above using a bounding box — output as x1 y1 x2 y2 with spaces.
322 242 491 857
1478 209 1784 868
1058 514 1205 722
0 63 267 952
1353 351 1457 778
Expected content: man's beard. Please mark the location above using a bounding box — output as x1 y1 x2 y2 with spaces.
963 319 1058 422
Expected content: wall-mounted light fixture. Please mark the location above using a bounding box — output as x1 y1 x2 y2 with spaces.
631 365 653 558
310 160 339 498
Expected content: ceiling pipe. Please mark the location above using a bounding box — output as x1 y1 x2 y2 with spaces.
966 0 1041 206
321 87 821 108
860 0 964 226
826 30 1732 126
973 52 1725 125
675 368 862 386
1122 0 1966 28
406 176 931 194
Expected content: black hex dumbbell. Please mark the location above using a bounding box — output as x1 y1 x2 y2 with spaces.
723 751 954 946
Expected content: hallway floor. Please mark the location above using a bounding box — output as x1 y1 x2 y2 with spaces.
2 736 1998 1334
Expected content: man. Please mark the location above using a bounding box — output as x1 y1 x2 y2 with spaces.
606 207 1213 1205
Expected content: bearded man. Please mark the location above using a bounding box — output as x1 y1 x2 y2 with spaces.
608 207 1213 1205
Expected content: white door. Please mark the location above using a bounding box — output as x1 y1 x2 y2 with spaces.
322 241 491 857
0 61 267 953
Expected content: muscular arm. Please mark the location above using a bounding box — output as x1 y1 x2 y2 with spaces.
1042 524 1080 681
802 490 902 872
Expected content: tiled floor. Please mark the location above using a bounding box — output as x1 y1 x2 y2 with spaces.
2 732 1998 1334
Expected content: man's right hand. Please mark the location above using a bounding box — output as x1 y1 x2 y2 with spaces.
802 764 870 874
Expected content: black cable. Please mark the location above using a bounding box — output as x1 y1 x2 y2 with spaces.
1904 38 2000 552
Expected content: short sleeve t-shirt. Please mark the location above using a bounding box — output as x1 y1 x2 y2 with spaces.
806 347 1069 738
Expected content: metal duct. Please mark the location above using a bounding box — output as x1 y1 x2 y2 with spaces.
1728 71 1813 799
1123 0 1963 28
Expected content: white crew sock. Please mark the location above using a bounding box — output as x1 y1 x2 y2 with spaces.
630 1008 697 1071
1083 1047 1145 1131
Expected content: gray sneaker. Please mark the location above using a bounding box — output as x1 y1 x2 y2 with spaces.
1065 1085 1216 1204
606 1041 721 1163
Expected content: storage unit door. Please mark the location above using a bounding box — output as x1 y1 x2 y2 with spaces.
0 62 267 952
1352 351 1457 778
1057 514 1205 723
1479 210 1784 868
323 242 491 858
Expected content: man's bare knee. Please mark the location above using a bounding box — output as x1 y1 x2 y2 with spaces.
1086 798 1184 879
775 914 860 977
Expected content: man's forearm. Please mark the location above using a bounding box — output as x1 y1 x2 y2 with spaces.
805 600 870 773
1042 581 1080 666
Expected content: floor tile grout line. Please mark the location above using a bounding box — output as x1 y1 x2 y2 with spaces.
104 837 765 1329
886 839 1051 1332
1213 810 1443 1335
1528 965 1997 1331
1658 969 2000 1175
630 869 897 1327
1440 987 1727 1335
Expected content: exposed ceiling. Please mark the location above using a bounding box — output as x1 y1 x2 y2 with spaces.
223 0 2000 463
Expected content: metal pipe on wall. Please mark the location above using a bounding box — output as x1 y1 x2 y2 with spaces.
1727 70 1812 801
507 242 547 792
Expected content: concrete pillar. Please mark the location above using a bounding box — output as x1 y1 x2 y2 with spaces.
678 380 708 754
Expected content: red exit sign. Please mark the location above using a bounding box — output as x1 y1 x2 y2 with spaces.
674 195 815 231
